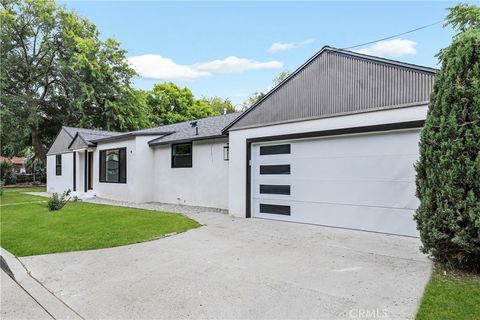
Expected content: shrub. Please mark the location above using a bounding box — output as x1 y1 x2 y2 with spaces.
0 160 13 181
415 4 480 272
47 189 72 211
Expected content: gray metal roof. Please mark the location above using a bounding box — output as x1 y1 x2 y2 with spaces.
224 46 436 132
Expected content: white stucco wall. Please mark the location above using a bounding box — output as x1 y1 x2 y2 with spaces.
133 136 158 203
46 153 74 194
152 138 229 209
227 105 429 218
93 138 138 203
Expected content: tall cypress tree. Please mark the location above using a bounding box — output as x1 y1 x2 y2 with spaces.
415 4 480 271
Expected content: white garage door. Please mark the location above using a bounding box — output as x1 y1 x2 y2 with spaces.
251 129 420 237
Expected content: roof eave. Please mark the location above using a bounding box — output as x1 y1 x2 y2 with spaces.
92 131 175 143
149 134 227 147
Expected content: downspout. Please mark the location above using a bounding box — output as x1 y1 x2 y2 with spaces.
84 150 87 193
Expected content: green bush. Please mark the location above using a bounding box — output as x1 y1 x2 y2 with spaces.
47 190 72 211
415 4 480 272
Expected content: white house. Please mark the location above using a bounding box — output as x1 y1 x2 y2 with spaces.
47 46 436 237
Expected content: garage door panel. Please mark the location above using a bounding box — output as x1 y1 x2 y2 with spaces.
291 155 418 182
253 180 418 209
252 198 418 236
292 131 419 157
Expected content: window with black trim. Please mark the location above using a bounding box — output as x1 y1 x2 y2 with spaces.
99 148 127 183
260 165 290 175
260 184 291 195
260 203 291 216
55 155 62 176
172 143 192 168
260 144 291 155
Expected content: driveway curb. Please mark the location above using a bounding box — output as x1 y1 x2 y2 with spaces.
0 248 83 320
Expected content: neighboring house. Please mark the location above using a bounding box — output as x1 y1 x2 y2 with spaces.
47 46 436 237
0 156 26 174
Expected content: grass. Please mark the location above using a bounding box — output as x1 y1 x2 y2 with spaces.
0 188 201 256
416 267 480 320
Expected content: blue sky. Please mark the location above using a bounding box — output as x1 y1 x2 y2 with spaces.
60 1 462 106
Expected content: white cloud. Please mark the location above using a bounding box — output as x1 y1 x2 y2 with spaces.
268 42 297 53
354 39 417 58
127 55 208 80
268 38 315 53
195 56 283 73
301 38 315 45
128 54 283 80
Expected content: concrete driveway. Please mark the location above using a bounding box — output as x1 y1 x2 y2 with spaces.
19 208 431 320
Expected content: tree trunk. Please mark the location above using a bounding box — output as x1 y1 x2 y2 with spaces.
31 127 46 165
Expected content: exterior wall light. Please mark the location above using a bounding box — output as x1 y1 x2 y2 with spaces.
223 144 229 161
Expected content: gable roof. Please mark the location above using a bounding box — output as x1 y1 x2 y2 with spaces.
223 46 436 133
47 127 122 155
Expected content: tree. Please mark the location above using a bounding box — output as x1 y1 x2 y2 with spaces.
414 4 480 272
244 70 291 107
146 82 217 126
0 0 149 163
199 96 236 114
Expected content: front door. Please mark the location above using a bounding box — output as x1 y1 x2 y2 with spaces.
88 152 93 190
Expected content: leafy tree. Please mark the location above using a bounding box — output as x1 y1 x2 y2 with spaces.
273 70 291 86
414 4 480 272
0 159 14 182
0 0 149 163
244 70 291 107
146 82 217 125
244 91 265 108
199 96 236 114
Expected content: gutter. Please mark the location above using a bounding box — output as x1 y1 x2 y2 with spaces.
148 134 227 146
91 131 174 143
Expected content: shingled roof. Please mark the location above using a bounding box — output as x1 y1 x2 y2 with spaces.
147 112 241 146
47 127 122 155
48 113 242 155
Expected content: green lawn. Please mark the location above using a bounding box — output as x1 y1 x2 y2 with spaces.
0 188 200 256
416 268 480 320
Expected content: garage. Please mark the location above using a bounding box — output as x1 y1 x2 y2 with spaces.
249 127 421 237
224 46 436 238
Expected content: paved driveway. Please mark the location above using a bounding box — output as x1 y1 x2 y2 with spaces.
20 208 431 320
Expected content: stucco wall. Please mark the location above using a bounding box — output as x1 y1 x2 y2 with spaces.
228 105 429 218
47 153 74 194
93 138 138 203
152 138 229 209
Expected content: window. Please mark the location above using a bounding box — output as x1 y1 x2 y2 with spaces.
99 148 127 183
259 204 291 216
172 143 192 168
260 144 291 155
260 165 290 175
55 155 62 176
259 184 291 195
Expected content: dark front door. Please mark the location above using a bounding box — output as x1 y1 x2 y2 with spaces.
88 152 93 190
